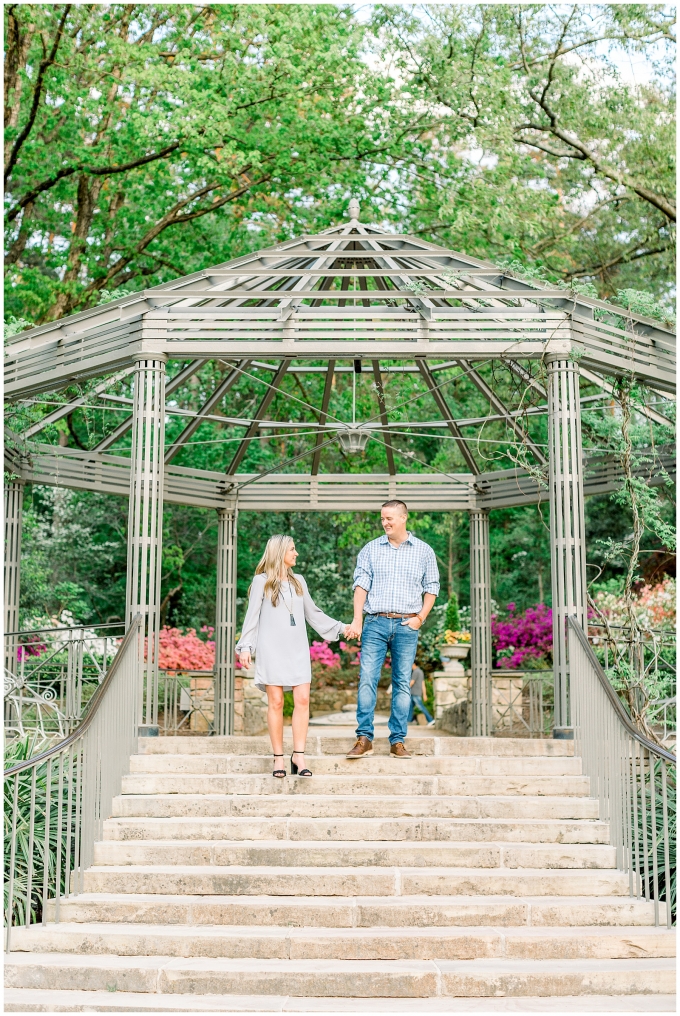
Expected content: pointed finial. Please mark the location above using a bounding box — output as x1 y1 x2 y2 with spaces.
348 197 360 222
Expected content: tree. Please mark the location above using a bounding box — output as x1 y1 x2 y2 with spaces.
4 3 426 323
373 3 675 301
7 5 675 654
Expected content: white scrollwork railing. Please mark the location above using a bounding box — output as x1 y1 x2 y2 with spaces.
4 622 125 738
3 616 142 951
569 617 676 927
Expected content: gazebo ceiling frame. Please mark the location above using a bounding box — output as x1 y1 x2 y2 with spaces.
4 209 676 738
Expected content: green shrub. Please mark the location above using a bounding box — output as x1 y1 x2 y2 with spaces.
4 735 72 927
445 593 460 633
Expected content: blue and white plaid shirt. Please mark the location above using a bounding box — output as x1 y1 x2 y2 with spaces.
353 533 440 614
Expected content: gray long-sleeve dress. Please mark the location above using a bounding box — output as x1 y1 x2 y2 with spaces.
236 573 345 691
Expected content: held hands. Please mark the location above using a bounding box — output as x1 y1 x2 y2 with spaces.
343 617 363 640
238 650 252 669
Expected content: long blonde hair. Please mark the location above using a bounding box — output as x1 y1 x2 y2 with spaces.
254 534 303 607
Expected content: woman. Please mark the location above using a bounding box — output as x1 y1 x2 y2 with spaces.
236 534 351 778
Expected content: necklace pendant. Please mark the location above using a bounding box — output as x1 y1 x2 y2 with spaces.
290 613 296 627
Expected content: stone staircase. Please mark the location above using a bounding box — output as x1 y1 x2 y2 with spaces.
5 735 675 1011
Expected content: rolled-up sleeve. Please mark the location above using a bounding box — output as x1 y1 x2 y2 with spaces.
422 548 440 596
352 545 373 592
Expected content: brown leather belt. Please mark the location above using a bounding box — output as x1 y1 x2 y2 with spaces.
372 612 419 618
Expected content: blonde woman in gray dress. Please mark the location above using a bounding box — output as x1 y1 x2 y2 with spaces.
236 535 352 778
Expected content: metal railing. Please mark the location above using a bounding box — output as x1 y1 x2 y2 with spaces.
490 671 554 737
569 617 676 927
4 622 125 739
587 621 676 745
159 670 215 734
3 616 142 951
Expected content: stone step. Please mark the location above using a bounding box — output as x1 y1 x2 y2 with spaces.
103 816 610 844
120 774 591 798
47 893 665 928
5 952 673 997
111 793 601 821
11 923 675 961
5 987 678 1013
81 865 631 897
128 754 583 776
138 736 575 758
92 840 617 870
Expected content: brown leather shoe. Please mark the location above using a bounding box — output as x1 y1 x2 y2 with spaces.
346 736 373 759
390 742 412 758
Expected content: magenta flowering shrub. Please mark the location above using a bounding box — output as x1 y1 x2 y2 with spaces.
491 603 553 669
309 640 341 669
17 634 48 661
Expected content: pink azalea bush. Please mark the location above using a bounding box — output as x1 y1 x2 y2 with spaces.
491 603 553 669
339 641 361 666
152 626 216 672
310 640 341 669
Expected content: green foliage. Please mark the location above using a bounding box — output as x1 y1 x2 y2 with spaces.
18 487 127 626
615 290 676 328
445 593 460 633
373 3 675 303
612 479 677 552
5 3 414 323
4 315 33 338
6 7 676 653
4 735 70 927
5 5 675 324
633 759 677 923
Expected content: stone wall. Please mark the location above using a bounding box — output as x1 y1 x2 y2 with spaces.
435 670 532 735
163 667 394 736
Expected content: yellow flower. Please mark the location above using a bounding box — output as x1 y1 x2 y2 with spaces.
443 629 471 645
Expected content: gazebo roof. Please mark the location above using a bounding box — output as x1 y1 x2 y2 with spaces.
5 210 675 400
5 209 675 513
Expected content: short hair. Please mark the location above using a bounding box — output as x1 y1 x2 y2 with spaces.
381 499 408 514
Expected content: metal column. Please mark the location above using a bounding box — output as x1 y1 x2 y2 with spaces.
125 358 166 729
214 503 238 735
4 479 24 676
547 357 587 731
469 509 492 736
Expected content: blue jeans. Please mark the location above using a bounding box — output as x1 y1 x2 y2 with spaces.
356 615 419 745
409 695 433 724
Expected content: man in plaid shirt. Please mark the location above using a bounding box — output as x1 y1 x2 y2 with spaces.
345 500 439 759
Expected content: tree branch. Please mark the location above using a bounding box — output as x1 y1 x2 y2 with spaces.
520 96 676 221
6 142 181 223
530 196 629 254
4 4 71 183
566 242 672 279
58 172 270 318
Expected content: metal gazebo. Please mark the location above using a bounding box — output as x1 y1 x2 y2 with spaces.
4 202 675 736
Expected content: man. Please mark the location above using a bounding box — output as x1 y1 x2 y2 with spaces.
409 661 435 726
345 500 439 759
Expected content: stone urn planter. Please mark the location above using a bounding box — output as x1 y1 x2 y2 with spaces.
438 643 470 675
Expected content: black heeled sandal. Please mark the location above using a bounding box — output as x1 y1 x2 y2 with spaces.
272 754 286 778
290 750 312 778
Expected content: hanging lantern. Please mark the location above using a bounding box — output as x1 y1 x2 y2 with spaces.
338 428 369 453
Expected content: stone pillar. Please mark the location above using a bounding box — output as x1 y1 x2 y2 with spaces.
214 503 238 735
126 357 166 729
547 357 587 732
4 479 24 676
469 509 492 736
